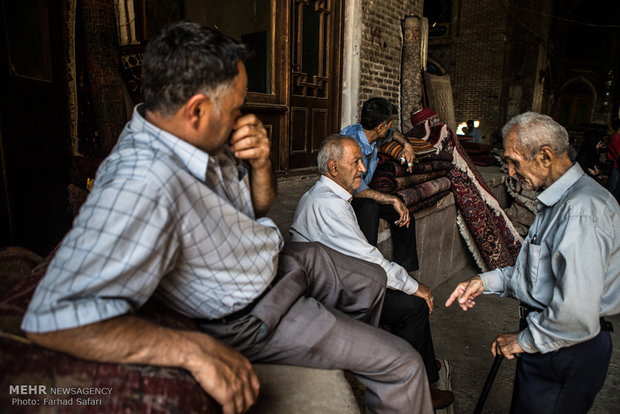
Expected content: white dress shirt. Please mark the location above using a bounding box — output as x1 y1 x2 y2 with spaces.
290 175 419 294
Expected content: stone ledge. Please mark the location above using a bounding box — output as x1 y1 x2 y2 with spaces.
250 364 360 414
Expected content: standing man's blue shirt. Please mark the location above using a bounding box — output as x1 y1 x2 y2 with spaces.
480 164 620 353
340 124 394 194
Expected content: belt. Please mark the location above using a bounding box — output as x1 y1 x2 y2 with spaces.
518 304 542 319
518 304 614 332
196 284 272 325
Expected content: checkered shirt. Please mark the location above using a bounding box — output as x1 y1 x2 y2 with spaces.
22 105 283 333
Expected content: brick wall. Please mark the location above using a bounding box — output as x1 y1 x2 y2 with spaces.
357 0 423 125
426 0 620 137
503 0 551 121
451 0 509 135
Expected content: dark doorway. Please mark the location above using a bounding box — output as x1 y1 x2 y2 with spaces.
0 0 72 254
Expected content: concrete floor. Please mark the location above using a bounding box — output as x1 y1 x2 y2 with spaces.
431 266 620 414
268 174 620 414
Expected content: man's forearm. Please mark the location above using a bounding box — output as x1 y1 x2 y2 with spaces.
250 161 277 218
391 130 408 146
26 315 208 369
26 314 260 412
355 188 399 205
390 131 415 167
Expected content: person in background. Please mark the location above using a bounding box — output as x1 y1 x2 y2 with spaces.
606 118 620 202
461 119 483 143
446 112 619 413
22 22 433 414
575 130 604 178
290 134 455 410
341 98 420 272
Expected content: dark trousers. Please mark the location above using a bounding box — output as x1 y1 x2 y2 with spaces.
380 289 439 383
352 198 419 271
510 321 613 413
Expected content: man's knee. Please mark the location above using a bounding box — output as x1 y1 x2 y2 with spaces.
381 335 427 378
352 199 381 244
282 240 321 257
282 241 387 289
352 198 380 216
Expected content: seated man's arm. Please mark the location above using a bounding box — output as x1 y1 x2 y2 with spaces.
26 315 259 414
354 188 410 228
22 175 259 414
390 130 415 169
230 114 275 218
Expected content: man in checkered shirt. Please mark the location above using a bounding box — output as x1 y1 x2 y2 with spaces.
22 22 432 414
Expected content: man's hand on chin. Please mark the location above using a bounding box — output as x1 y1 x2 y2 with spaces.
230 114 271 170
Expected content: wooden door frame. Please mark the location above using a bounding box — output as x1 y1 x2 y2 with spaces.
242 0 290 173
287 0 343 172
132 0 343 174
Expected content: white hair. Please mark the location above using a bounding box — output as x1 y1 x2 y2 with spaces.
317 135 357 173
502 112 569 160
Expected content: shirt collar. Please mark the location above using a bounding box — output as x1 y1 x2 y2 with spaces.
319 175 353 202
132 104 211 182
347 124 375 153
537 163 583 207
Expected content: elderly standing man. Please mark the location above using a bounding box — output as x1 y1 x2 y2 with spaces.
22 21 433 414
446 112 620 413
290 134 454 410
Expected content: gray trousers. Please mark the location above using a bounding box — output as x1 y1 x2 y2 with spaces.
198 242 432 414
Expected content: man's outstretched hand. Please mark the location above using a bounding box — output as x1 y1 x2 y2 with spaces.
445 275 484 311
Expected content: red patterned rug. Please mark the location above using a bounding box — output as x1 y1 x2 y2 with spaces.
406 111 522 271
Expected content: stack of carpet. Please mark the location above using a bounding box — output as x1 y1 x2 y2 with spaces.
504 176 538 236
401 107 523 272
370 140 454 215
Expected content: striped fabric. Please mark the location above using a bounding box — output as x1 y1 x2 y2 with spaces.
379 138 435 160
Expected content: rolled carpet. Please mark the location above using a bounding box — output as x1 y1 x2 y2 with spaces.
396 177 451 207
409 190 451 213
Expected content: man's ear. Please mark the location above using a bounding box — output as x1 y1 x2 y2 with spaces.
185 94 212 131
328 159 338 176
538 145 554 167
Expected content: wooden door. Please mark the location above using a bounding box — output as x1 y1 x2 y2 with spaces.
557 95 593 129
134 0 343 173
556 80 594 129
288 0 342 170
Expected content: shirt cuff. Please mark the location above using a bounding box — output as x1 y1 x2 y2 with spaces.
517 327 539 353
257 217 284 249
399 274 419 295
480 268 504 294
21 299 132 333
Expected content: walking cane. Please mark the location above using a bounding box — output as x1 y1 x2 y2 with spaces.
473 354 504 414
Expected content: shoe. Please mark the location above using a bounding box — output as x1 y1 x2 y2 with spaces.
430 386 454 409
434 358 451 391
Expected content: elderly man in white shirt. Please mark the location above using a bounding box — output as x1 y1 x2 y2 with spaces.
290 134 454 410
